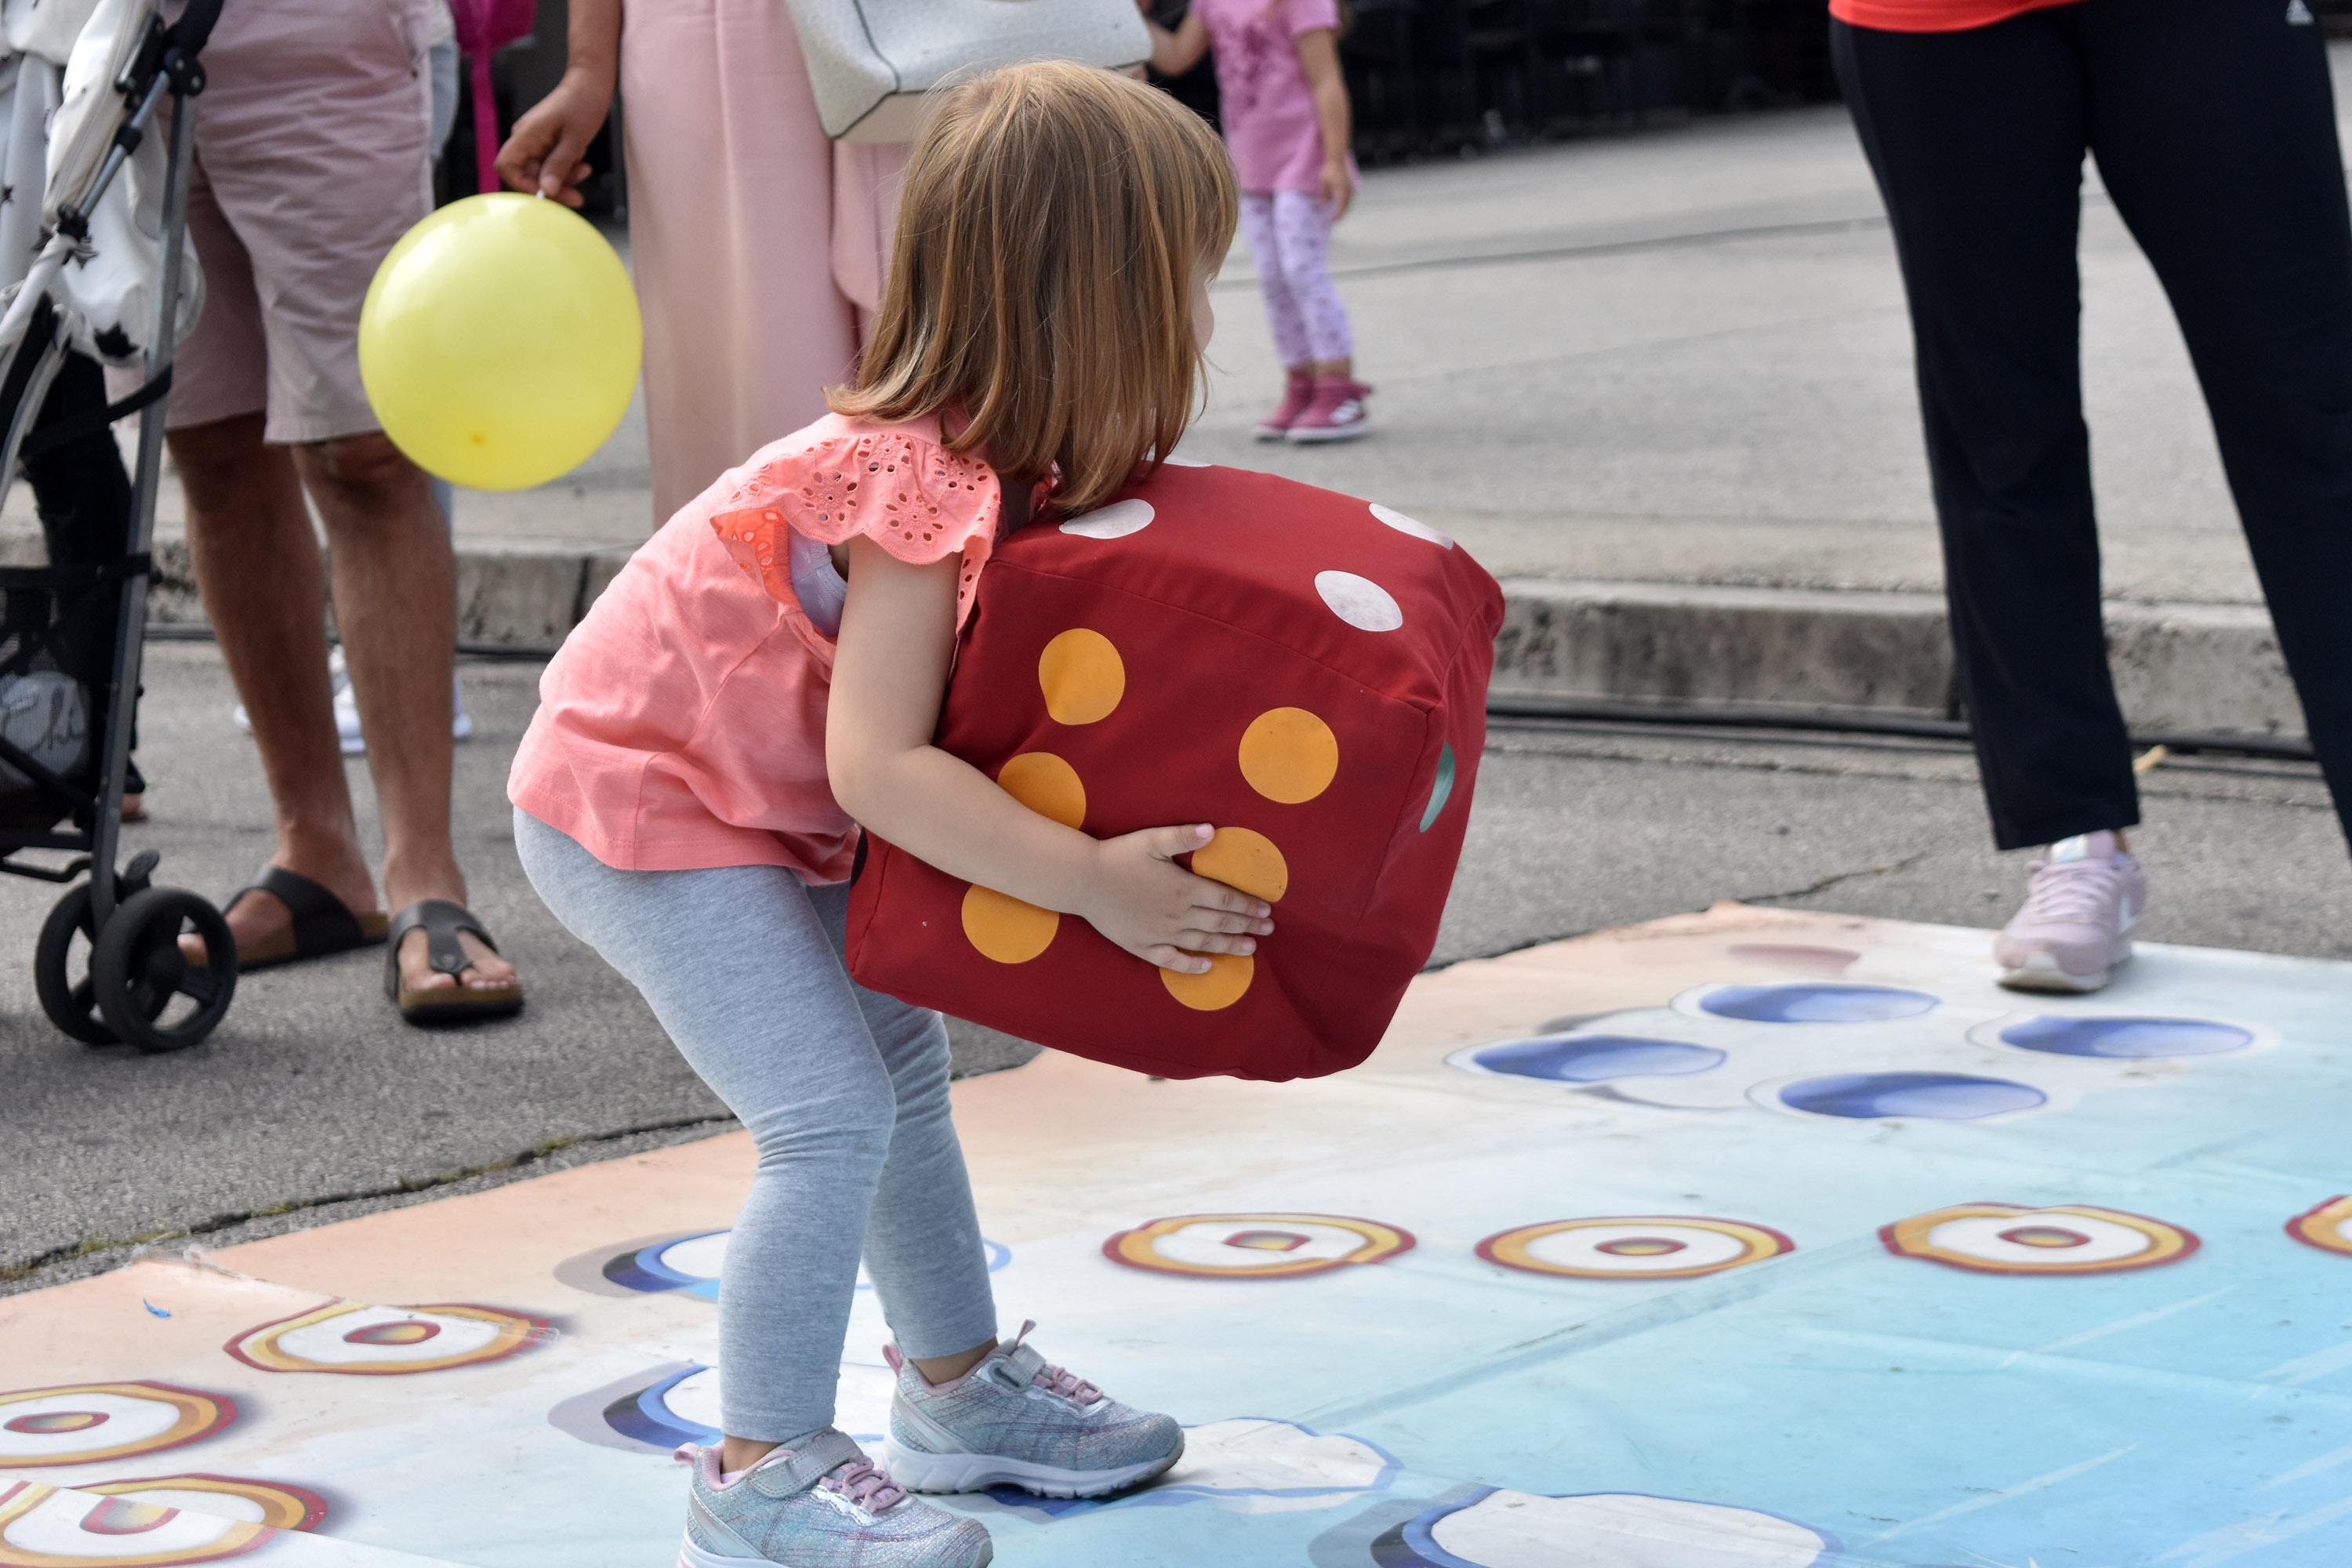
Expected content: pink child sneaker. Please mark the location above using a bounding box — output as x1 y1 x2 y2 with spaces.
1993 831 2147 993
1254 370 1316 441
1287 376 1372 443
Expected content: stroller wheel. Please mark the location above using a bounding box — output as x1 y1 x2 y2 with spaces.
92 887 238 1054
35 883 117 1044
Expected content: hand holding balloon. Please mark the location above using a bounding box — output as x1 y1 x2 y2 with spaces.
358 194 641 492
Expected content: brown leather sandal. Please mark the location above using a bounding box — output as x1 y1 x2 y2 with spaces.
385 898 524 1025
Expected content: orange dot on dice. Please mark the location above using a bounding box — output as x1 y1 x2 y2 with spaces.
961 885 1060 964
1038 628 1125 725
1192 827 1289 903
1239 708 1338 804
996 752 1087 829
1162 953 1254 1011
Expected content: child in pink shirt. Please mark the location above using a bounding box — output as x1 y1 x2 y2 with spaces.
1146 0 1371 441
507 64 1267 1568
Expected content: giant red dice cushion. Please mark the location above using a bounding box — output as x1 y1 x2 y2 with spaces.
845 462 1504 1081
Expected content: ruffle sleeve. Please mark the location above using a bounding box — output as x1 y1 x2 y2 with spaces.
707 428 1001 630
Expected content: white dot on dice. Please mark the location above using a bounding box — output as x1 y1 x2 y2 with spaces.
1316 570 1403 632
1059 499 1155 539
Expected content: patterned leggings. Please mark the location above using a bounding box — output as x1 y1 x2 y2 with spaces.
1240 189 1354 366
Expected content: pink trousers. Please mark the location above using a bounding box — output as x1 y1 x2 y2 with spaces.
620 1 906 522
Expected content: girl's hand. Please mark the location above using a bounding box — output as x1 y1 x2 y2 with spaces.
1082 825 1276 974
496 64 614 207
1319 157 1355 220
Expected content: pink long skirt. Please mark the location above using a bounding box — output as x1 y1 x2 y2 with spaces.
620 1 906 521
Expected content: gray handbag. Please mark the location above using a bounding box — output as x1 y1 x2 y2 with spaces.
786 0 1152 142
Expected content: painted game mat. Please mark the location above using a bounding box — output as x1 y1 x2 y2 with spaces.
4 904 2350 1568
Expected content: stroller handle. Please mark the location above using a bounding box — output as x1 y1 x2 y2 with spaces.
167 0 223 56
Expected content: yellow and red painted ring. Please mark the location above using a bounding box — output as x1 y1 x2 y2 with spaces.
225 1300 547 1375
1102 1214 1414 1279
0 1385 234 1470
0 1475 325 1568
2287 1196 2352 1258
1882 1203 2198 1275
1477 1217 1794 1280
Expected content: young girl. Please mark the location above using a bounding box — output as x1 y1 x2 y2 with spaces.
509 64 1267 1568
1145 0 1371 441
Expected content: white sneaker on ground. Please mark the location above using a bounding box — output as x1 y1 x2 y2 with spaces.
234 645 471 755
1993 830 2147 994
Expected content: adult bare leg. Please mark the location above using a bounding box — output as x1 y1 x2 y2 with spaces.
293 431 517 998
171 413 379 949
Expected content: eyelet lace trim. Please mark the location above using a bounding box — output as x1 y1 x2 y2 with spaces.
708 431 1000 626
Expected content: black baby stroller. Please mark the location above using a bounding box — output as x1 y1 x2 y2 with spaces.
2 0 232 1051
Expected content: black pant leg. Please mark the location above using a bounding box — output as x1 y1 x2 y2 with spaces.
27 353 135 576
1835 15 2140 851
25 353 140 764
2079 0 2352 854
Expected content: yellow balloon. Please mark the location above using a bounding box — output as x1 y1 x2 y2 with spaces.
359 193 641 492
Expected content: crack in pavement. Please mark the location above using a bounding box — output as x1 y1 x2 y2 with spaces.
1742 851 1932 907
2 1112 741 1291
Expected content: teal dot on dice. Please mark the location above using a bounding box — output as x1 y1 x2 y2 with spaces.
1419 743 1457 832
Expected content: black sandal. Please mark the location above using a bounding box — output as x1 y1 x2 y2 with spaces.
212 866 390 971
385 899 524 1025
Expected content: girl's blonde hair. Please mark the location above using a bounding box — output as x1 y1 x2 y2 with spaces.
829 62 1239 516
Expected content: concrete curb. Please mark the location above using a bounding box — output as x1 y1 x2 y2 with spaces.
7 532 2303 747
1488 578 2306 745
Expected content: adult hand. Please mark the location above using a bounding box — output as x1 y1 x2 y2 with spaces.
1081 825 1275 974
495 65 614 208
1319 157 1355 220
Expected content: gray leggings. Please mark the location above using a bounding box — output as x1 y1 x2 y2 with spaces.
514 809 1000 1440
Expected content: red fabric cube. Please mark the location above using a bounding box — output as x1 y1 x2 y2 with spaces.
845 463 1503 1080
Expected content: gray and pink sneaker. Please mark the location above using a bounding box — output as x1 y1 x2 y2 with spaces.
1255 370 1316 441
676 1431 990 1568
1994 831 2147 993
880 1322 1182 1500
1287 376 1373 443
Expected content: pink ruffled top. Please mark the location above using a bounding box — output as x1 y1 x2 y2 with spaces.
508 412 1001 877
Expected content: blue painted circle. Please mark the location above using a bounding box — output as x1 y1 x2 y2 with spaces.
1779 1071 2045 1120
1700 983 1940 1023
604 1365 720 1449
1472 1035 1726 1083
612 1231 1010 1299
1419 743 1457 832
1399 1492 1497 1568
1998 1016 2253 1058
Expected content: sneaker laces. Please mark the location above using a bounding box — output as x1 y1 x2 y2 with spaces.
1007 1319 1103 1405
674 1442 906 1512
819 1457 906 1513
1036 1362 1104 1405
2020 856 2122 926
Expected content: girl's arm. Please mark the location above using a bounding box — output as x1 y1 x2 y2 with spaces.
826 539 1274 975
495 0 620 206
1294 27 1354 219
1138 3 1211 78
